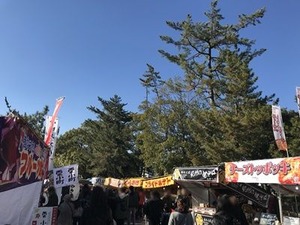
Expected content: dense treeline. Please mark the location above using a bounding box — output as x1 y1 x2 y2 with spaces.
9 1 300 178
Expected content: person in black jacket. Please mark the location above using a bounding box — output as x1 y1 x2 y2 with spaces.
144 191 163 225
81 186 113 225
128 186 139 225
161 189 173 225
229 195 248 225
45 186 59 207
212 195 241 225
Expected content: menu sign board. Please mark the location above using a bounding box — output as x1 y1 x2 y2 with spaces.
259 213 277 225
283 216 300 225
227 183 270 208
31 207 58 225
173 167 218 182
195 213 213 225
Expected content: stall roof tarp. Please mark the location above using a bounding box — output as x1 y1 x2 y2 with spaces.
173 166 219 182
225 183 270 208
270 184 300 196
225 157 300 185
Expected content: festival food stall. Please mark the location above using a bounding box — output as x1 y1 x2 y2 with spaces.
173 166 220 225
172 165 274 225
225 157 300 224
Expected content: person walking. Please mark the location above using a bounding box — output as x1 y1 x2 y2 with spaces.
137 190 146 220
175 188 192 210
114 187 129 225
161 189 173 225
168 198 194 225
58 194 74 225
144 191 163 225
128 186 139 225
81 186 113 225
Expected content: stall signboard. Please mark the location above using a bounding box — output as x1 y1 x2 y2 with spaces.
259 213 277 225
225 157 300 185
0 116 49 192
123 178 143 187
173 167 219 182
195 213 213 225
283 216 300 225
53 164 79 188
0 116 50 225
142 176 174 189
227 183 270 208
31 207 58 225
104 178 111 186
107 178 124 188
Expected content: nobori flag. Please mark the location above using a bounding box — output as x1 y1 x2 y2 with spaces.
296 87 300 117
272 105 288 151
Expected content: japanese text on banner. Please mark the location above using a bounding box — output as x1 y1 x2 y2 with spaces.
53 164 78 188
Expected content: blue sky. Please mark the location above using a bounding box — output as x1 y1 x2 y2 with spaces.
0 0 299 133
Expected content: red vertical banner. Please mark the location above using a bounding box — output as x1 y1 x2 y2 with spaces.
272 105 288 151
44 97 65 146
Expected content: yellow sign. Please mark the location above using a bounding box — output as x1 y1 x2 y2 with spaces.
123 178 143 187
104 178 111 186
195 214 204 225
142 176 174 189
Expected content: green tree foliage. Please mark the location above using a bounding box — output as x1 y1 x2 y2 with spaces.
137 0 278 175
55 128 92 178
55 95 142 178
86 95 141 178
5 97 49 138
278 109 300 157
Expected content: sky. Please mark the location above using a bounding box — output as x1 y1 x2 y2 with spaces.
0 0 299 133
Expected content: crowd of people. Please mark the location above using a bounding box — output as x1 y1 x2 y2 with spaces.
39 184 249 225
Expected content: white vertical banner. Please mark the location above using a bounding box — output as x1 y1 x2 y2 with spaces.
53 164 79 188
45 116 59 171
296 87 300 117
272 105 288 151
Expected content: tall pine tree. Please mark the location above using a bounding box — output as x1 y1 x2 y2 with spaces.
137 0 276 174
86 95 141 178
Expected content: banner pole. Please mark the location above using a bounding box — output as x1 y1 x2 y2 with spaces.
278 188 283 223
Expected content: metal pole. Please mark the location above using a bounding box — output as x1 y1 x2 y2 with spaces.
278 189 283 223
295 195 299 216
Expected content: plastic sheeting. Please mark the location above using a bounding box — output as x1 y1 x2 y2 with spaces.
0 181 42 225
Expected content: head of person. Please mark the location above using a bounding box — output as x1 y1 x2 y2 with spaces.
180 188 188 196
216 194 232 213
91 186 107 207
129 186 134 193
81 184 91 195
176 197 189 213
119 187 127 195
164 189 171 197
229 195 238 206
150 191 160 200
63 194 72 203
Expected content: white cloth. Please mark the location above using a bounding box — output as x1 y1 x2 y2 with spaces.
0 181 42 225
